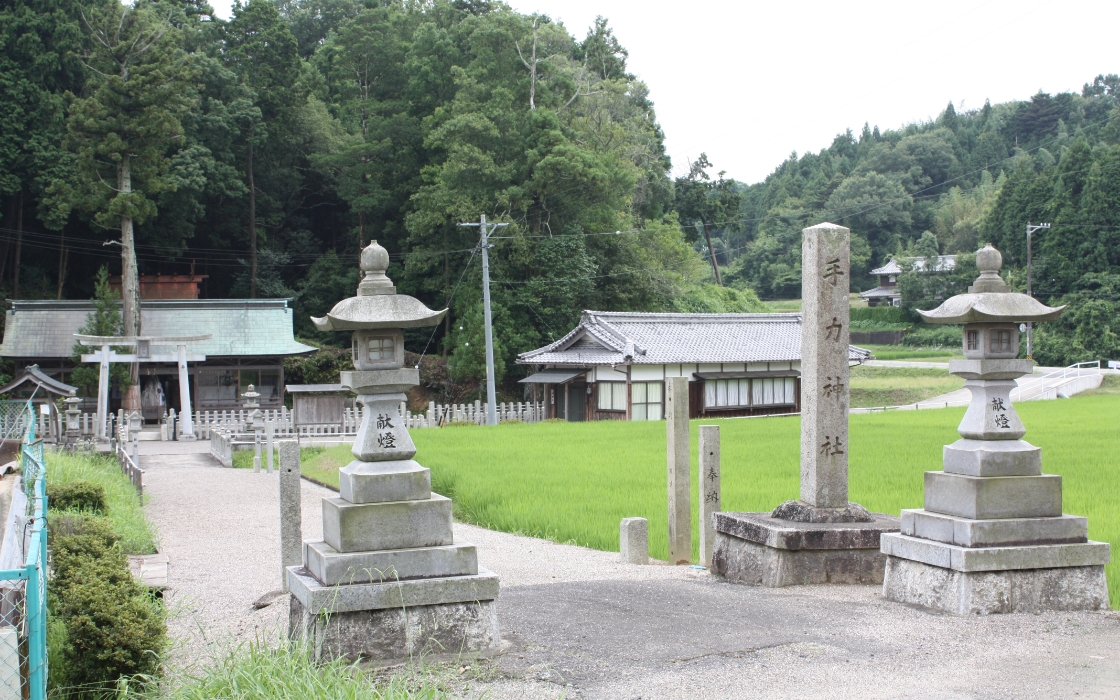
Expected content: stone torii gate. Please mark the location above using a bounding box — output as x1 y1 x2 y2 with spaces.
75 334 211 440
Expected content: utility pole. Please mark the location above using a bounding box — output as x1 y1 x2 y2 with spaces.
1025 221 1050 360
458 215 509 426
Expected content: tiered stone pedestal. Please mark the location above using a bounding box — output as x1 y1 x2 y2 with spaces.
881 359 1110 614
288 374 499 660
712 507 900 586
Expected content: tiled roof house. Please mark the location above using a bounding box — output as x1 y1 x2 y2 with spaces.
517 311 871 421
860 255 957 307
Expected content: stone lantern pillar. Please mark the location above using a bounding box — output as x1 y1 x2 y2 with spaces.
287 241 499 661
880 244 1110 614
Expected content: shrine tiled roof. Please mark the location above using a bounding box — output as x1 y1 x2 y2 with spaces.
0 299 315 358
517 311 871 366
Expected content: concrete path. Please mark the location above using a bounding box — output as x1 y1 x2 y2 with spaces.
137 443 1120 699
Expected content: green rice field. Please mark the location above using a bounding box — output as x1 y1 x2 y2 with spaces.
300 393 1120 606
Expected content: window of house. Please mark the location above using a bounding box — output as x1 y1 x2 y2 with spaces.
705 377 797 409
966 330 979 350
630 381 663 421
597 382 627 412
989 330 1012 353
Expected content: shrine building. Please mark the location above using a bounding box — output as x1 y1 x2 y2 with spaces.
0 296 314 419
517 311 872 421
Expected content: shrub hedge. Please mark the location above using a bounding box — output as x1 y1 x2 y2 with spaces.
49 515 166 695
47 481 108 514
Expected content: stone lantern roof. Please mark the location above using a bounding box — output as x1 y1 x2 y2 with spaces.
311 241 447 331
917 244 1065 325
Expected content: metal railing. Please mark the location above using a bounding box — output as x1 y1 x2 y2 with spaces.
0 407 48 700
1010 361 1102 402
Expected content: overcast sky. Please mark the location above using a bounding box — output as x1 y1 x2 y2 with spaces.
209 0 1118 184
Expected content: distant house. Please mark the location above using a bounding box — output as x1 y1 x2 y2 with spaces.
516 311 871 422
0 299 314 416
860 255 957 307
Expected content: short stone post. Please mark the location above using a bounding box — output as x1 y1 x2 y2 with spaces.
265 420 275 473
620 517 649 565
278 441 302 592
666 376 690 564
699 425 720 568
253 431 262 473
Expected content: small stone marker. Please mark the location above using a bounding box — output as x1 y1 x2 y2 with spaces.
620 517 648 565
699 425 720 568
800 222 850 508
665 376 690 565
253 432 262 473
266 420 275 473
278 440 302 592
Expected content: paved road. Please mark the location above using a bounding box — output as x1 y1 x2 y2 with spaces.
138 442 1120 699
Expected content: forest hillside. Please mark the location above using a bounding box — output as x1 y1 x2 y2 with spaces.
1 0 1117 379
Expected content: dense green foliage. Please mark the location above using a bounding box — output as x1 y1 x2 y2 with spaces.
49 514 167 695
2 0 1116 371
1 0 744 389
303 393 1120 607
48 479 108 514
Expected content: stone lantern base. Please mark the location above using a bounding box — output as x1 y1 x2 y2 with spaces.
882 556 1108 615
288 566 499 661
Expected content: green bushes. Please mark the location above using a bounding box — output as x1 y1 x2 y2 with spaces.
47 481 108 514
901 325 962 348
850 306 912 324
49 515 167 695
47 451 155 555
45 452 164 696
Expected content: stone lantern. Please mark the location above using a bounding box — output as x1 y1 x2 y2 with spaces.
241 383 264 431
287 240 499 661
880 244 1110 614
64 396 82 444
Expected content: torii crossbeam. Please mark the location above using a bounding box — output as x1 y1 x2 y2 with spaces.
75 334 211 440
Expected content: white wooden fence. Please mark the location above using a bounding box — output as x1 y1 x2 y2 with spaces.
78 399 546 441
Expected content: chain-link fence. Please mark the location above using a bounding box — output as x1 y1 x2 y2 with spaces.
0 405 47 700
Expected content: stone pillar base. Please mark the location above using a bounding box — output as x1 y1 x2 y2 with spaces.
882 556 1110 615
287 566 499 661
711 511 899 587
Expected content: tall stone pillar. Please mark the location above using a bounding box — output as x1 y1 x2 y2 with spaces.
710 223 898 587
799 224 850 508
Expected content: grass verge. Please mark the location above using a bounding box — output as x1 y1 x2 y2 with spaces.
301 393 1120 607
124 638 446 699
859 344 962 362
46 450 157 555
849 365 963 407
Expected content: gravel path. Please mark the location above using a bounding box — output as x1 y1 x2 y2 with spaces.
140 444 692 668
140 443 1120 699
